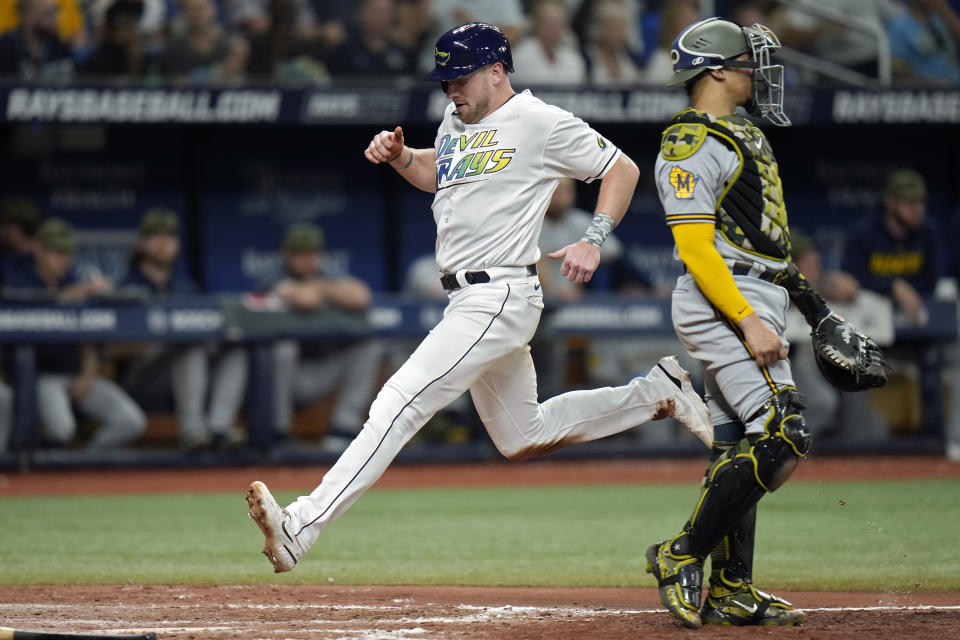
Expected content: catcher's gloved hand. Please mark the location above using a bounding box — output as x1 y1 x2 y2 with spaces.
812 312 888 392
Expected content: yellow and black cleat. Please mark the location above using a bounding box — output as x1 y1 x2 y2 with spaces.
700 576 806 626
645 540 705 629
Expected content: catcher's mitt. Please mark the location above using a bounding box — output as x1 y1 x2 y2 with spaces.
812 312 888 392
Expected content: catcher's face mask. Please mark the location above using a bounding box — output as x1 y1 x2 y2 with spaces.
736 24 790 126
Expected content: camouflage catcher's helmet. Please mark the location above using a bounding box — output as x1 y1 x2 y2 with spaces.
668 17 790 126
426 22 514 92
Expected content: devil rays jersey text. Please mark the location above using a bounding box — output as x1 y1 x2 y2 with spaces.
432 90 620 274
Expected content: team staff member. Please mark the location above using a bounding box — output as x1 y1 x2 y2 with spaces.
115 209 247 450
261 223 384 453
842 169 944 325
3 218 146 448
246 22 712 574
645 18 809 628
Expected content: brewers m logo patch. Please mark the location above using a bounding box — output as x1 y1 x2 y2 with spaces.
669 166 699 199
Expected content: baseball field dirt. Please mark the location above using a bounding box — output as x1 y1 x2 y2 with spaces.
2 456 958 639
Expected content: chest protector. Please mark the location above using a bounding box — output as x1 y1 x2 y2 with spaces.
662 109 790 260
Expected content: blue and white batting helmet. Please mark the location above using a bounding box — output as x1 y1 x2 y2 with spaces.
426 22 514 82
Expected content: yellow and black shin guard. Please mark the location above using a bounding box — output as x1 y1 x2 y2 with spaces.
678 390 811 559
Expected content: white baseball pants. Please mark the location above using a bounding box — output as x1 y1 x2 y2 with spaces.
287 275 681 550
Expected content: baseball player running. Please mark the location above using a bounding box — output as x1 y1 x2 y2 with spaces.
645 18 811 628
246 22 711 574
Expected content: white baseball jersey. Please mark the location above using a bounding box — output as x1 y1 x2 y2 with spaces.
432 89 621 274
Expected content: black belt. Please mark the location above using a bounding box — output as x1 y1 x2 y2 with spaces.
683 263 780 282
731 264 780 282
440 264 537 291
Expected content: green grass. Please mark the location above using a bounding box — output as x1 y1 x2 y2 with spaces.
1 479 958 591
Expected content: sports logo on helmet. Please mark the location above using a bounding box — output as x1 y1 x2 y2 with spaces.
692 56 704 65
435 48 451 66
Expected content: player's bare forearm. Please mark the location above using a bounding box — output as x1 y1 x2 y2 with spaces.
364 126 436 193
594 153 639 226
389 147 437 193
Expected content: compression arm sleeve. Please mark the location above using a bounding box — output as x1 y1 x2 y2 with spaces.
671 222 755 323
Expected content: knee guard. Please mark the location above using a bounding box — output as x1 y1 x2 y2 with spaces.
678 389 811 558
751 387 812 491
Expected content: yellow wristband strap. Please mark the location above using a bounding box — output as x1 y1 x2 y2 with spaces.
671 222 755 323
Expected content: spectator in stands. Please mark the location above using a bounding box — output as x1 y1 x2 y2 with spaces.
160 0 249 84
887 0 960 85
324 0 413 78
309 0 351 50
393 0 431 62
727 0 770 28
643 0 699 85
78 0 149 80
263 223 384 452
770 0 894 81
0 196 40 287
0 0 87 50
416 0 526 76
583 0 643 87
842 169 945 326
113 209 247 451
89 0 166 55
3 218 146 449
223 0 332 81
0 0 75 81
571 0 643 63
510 0 586 87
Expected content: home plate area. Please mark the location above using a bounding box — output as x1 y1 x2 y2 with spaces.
2 585 958 640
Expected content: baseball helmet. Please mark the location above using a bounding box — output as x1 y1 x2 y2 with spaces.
668 17 791 126
426 22 514 82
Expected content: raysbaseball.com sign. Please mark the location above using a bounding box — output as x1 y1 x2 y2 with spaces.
5 88 282 123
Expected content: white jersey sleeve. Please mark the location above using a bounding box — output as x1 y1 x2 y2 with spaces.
542 109 621 183
655 136 739 226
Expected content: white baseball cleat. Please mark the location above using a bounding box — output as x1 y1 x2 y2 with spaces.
650 355 713 448
246 481 305 573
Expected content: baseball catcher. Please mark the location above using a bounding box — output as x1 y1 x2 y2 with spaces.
646 16 886 630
